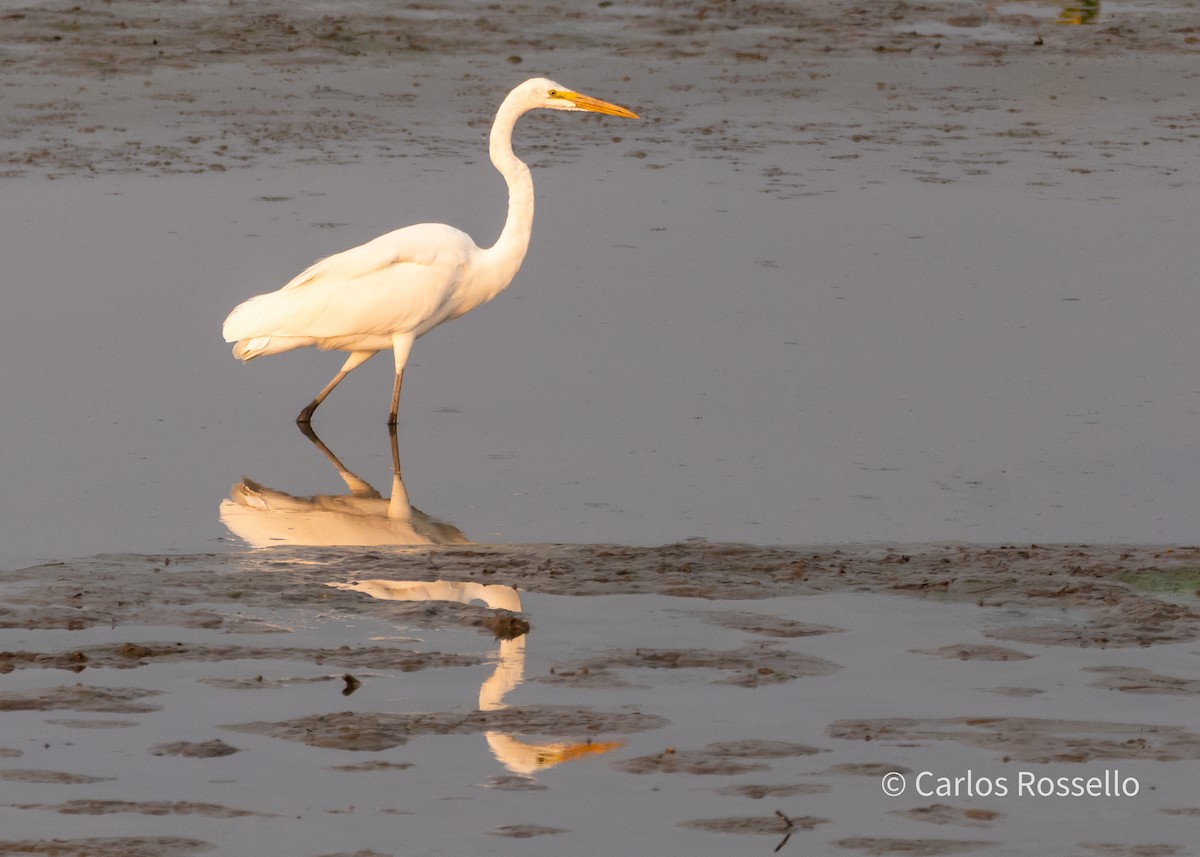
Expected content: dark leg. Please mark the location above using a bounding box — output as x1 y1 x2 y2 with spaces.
387 333 415 426
297 350 376 424
387 370 404 427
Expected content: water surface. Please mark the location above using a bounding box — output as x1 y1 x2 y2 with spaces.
1 2 1198 563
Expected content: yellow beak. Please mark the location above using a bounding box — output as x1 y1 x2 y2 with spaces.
564 91 640 119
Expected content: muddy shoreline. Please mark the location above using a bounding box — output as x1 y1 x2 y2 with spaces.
2 542 1200 855
4 0 1200 182
6 540 1199 647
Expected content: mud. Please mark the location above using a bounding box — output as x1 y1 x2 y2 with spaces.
835 838 996 856
714 782 832 798
476 774 548 791
821 763 916 777
150 740 241 758
2 0 1199 203
1072 847 1185 857
326 760 413 773
1 544 1198 853
697 610 845 638
892 804 1003 827
911 644 1034 661
678 812 827 833
0 769 114 785
615 739 825 776
0 840 214 857
827 717 1200 764
1083 666 1200 696
7 542 1200 644
540 642 841 688
0 684 162 713
228 707 666 752
0 642 482 673
10 800 274 818
197 675 338 690
43 718 138 729
487 824 569 838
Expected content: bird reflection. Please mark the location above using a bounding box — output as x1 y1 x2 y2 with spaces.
329 578 622 775
220 425 469 547
1058 0 1100 24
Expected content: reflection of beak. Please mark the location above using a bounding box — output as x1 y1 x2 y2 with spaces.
485 733 625 776
542 739 626 765
566 91 639 119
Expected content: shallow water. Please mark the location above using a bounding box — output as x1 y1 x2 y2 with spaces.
2 35 1200 565
1 5 1199 854
1 546 1198 856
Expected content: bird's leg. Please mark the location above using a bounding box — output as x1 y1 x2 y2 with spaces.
388 370 403 427
387 333 416 426
297 350 376 424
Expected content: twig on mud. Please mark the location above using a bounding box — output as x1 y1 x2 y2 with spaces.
774 809 795 852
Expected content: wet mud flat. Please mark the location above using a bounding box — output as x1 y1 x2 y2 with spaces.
0 543 1198 855
3 0 1200 185
1 1 1199 854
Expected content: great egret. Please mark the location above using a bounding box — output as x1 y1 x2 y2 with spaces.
222 78 638 424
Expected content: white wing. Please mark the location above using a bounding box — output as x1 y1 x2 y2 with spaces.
223 223 479 344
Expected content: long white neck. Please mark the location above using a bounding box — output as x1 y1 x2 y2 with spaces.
482 91 535 288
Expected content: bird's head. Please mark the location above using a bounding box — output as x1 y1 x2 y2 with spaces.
519 78 639 119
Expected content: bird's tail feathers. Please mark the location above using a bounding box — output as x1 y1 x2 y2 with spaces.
231 335 314 361
232 337 270 361
224 290 318 361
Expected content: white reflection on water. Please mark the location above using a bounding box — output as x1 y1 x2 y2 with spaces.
221 426 625 774
328 577 622 775
220 425 469 547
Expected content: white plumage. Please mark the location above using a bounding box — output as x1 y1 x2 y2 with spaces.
222 78 638 424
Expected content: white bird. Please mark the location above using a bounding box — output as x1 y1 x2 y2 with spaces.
222 78 638 425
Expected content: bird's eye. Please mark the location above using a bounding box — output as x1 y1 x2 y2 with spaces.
548 89 558 97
